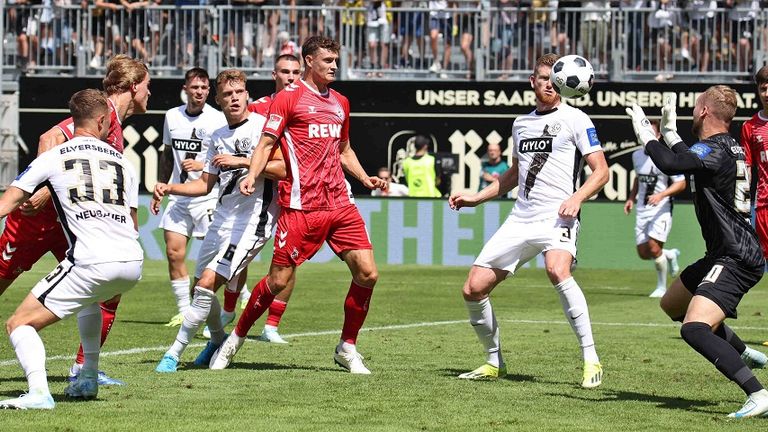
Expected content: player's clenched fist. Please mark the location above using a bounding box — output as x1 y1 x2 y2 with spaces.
240 175 256 196
150 183 170 215
363 176 388 191
449 193 478 210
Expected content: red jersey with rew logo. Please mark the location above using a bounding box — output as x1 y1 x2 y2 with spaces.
56 98 125 153
262 80 352 211
248 94 274 117
741 111 768 209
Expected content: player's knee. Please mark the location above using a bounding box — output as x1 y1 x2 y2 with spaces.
680 321 710 346
355 268 378 288
462 278 489 301
166 246 186 264
545 266 570 285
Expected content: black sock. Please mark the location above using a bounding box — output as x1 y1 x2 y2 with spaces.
713 323 747 355
680 322 763 395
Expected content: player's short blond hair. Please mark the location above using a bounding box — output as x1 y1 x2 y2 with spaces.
215 69 247 92
755 65 768 87
701 85 737 124
102 55 149 95
69 89 109 126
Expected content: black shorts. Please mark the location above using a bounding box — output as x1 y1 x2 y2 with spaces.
680 256 763 319
730 20 755 42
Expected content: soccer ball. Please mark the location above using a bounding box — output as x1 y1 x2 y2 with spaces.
550 55 594 99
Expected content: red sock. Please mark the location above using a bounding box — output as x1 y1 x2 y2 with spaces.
76 298 120 364
265 300 288 327
234 277 275 338
341 282 373 345
223 287 238 313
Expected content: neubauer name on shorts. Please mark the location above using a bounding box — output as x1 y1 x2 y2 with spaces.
59 144 121 159
519 137 554 153
75 209 127 223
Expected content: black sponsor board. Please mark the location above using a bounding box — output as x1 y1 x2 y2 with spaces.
19 77 761 200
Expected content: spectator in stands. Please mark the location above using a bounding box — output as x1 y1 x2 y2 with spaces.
366 1 392 78
398 1 427 69
402 134 442 198
341 0 367 78
427 0 452 78
120 0 150 62
622 0 645 71
457 0 479 80
479 143 509 190
726 0 759 74
277 30 299 57
648 0 678 82
371 167 409 197
548 0 568 56
13 0 36 73
494 0 521 80
682 0 717 72
579 1 610 73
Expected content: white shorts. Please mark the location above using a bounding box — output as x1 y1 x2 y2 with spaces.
474 216 579 275
194 224 268 282
159 199 215 239
367 22 391 44
32 259 142 319
635 211 672 245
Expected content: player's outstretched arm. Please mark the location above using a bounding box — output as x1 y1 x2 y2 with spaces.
626 103 700 174
560 151 609 219
624 177 638 215
158 145 174 183
339 140 387 190
19 126 69 216
648 177 687 206
168 173 216 198
241 133 278 196
0 187 31 219
449 160 519 210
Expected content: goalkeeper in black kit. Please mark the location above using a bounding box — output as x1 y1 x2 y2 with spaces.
626 85 768 419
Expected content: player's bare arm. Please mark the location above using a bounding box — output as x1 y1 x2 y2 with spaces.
559 151 609 219
180 159 204 172
0 187 31 219
339 140 387 190
624 177 638 215
150 173 217 215
647 178 686 207
131 207 138 231
449 159 519 210
241 133 278 196
19 126 69 216
158 145 174 183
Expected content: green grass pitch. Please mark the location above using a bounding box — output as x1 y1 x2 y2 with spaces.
2 257 768 431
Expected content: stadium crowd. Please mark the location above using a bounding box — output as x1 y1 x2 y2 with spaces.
2 1 767 80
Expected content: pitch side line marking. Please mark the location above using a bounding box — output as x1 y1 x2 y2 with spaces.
1 318 767 367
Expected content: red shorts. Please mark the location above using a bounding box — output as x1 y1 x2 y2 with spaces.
0 205 69 280
756 207 768 260
272 205 373 267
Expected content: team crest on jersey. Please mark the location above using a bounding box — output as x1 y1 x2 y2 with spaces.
335 106 345 121
547 122 562 136
235 138 252 154
266 114 283 130
308 106 316 114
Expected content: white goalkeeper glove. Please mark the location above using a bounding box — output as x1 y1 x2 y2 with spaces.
660 94 682 147
625 104 657 147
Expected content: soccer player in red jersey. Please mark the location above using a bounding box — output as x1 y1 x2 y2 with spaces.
209 36 387 373
742 65 768 260
0 55 150 385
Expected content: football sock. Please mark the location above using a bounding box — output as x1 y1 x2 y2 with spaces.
681 322 763 395
223 278 239 313
465 297 502 368
265 299 288 327
662 249 677 260
171 278 191 314
77 303 102 374
654 254 667 289
75 298 119 365
168 286 213 358
10 325 49 395
234 276 275 338
555 277 599 364
714 323 747 355
206 295 226 345
239 284 251 300
341 282 373 345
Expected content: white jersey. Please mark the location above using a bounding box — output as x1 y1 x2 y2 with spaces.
632 148 684 217
204 112 279 235
510 103 603 221
12 136 143 265
163 103 226 206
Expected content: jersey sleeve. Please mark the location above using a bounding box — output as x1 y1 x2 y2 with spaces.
740 120 756 168
571 111 602 155
262 91 293 139
56 117 75 141
689 142 722 172
203 133 219 176
11 151 56 193
124 160 140 209
162 112 171 148
511 123 520 159
670 173 686 183
340 95 351 142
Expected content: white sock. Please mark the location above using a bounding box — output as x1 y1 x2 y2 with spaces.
554 277 599 364
662 249 676 260
77 303 102 374
465 297 502 368
171 278 191 314
206 295 226 345
168 286 213 358
226 277 239 295
10 325 50 395
338 340 357 354
654 254 667 290
239 283 251 300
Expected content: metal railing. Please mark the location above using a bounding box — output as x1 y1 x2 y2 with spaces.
1 3 765 82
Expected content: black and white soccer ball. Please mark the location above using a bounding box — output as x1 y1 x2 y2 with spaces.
550 55 594 99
